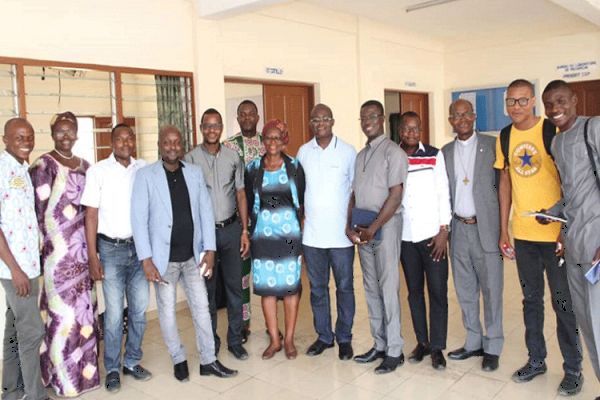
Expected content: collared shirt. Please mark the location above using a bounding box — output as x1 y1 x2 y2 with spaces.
0 151 40 279
184 144 244 222
223 132 265 165
353 134 408 214
80 153 146 239
402 142 452 242
164 163 194 262
297 135 356 248
550 116 600 264
453 133 478 217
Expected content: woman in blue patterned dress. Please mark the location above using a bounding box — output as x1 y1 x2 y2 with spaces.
245 119 305 360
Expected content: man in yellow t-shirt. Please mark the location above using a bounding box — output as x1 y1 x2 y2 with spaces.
495 79 582 395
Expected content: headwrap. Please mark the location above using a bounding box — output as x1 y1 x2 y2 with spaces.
262 119 289 145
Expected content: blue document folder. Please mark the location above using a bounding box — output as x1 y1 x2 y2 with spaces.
351 208 382 240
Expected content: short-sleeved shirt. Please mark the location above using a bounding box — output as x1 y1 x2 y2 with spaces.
494 117 561 242
0 151 40 279
551 116 600 264
80 153 146 239
353 134 408 214
184 144 244 222
223 132 265 165
297 135 356 248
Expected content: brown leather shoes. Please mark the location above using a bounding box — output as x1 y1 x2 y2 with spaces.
284 342 297 360
262 343 282 360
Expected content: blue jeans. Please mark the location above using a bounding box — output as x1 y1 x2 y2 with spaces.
98 238 149 374
303 245 355 344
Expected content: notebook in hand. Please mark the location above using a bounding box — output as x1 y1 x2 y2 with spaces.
351 208 382 240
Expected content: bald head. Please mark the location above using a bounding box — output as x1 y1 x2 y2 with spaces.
449 99 474 115
3 117 35 163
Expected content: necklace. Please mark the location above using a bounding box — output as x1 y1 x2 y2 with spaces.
54 149 74 160
362 139 385 172
455 140 474 185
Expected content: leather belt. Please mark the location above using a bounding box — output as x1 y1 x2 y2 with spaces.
215 214 237 229
98 233 134 244
454 214 477 225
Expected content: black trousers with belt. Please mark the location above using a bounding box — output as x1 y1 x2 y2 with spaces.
401 237 449 350
206 219 244 347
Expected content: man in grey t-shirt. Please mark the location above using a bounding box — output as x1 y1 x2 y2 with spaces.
542 80 600 397
348 100 408 374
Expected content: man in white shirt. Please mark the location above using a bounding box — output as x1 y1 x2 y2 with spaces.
0 118 46 400
297 104 357 360
399 111 452 370
81 124 151 393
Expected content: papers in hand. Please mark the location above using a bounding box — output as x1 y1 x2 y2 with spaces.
585 260 600 285
523 211 567 224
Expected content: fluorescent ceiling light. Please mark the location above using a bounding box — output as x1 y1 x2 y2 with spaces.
406 0 461 12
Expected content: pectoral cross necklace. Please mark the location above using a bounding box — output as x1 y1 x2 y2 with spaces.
456 143 474 186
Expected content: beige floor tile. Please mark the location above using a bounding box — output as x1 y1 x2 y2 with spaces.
283 370 347 398
447 372 506 399
323 383 385 400
386 372 458 400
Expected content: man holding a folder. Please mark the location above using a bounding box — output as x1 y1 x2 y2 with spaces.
348 100 409 374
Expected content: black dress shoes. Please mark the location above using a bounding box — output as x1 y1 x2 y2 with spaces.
374 354 405 374
353 347 386 363
447 347 484 360
174 361 189 382
431 350 446 370
338 342 354 361
306 339 334 356
200 360 238 378
481 353 499 372
228 344 249 360
408 343 431 363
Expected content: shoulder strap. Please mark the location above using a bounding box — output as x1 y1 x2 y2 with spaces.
500 124 512 167
542 119 556 159
583 118 600 193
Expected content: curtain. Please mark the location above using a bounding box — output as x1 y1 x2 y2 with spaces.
155 75 191 150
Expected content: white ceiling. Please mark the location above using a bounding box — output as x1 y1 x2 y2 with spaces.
301 0 600 51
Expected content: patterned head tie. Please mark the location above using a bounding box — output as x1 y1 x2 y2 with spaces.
262 119 289 145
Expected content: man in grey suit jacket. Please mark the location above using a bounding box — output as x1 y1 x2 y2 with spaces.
442 99 504 372
131 125 237 381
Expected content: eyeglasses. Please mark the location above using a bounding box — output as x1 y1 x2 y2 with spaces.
201 123 223 130
53 130 77 139
309 117 334 125
359 114 383 123
264 136 283 143
401 126 420 134
449 111 475 121
505 97 530 107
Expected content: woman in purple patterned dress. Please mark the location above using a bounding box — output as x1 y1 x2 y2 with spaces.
30 112 100 397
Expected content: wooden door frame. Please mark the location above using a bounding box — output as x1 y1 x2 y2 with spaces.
224 77 315 113
385 88 431 144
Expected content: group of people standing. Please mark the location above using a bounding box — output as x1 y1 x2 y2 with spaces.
0 77 599 400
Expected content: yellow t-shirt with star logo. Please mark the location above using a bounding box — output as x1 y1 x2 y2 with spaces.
494 117 561 242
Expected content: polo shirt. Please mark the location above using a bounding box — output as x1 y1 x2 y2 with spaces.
297 135 356 248
353 134 408 214
81 153 146 239
0 151 40 279
184 144 244 223
401 142 452 242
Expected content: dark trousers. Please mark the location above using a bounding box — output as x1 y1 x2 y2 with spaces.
206 221 244 346
401 238 448 350
303 245 355 345
514 239 582 374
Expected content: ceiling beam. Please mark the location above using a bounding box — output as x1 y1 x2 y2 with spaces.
549 0 600 26
196 0 289 19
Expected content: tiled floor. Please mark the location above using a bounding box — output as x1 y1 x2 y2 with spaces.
37 255 600 399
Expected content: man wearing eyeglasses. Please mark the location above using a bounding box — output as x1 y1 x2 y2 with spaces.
297 104 357 361
494 79 582 395
185 109 250 361
348 100 408 374
442 99 504 372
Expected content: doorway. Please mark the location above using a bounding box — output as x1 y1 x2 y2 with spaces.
224 79 314 156
570 79 600 116
385 90 430 145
